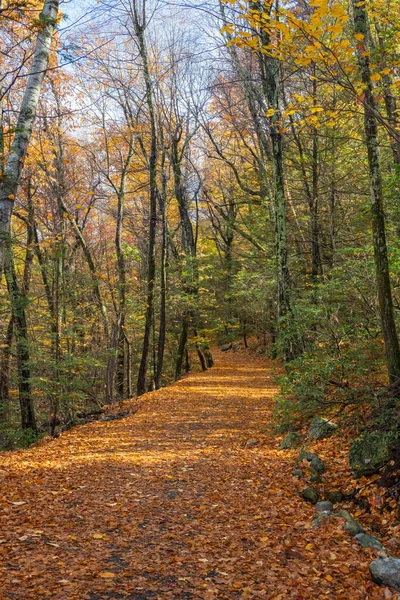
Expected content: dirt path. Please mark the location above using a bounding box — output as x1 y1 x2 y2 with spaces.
0 352 386 599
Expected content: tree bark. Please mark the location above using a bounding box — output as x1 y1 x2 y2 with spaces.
133 6 158 397
352 0 400 384
5 250 36 431
0 0 60 272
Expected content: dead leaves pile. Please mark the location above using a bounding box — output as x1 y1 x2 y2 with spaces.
0 351 391 598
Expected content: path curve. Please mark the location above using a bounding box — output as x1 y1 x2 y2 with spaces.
0 352 385 599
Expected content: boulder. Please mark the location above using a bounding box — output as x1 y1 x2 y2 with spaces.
246 439 259 448
300 485 319 504
370 557 400 591
297 450 325 473
280 432 303 450
309 466 323 483
315 501 333 513
333 509 364 536
292 468 303 478
349 431 396 478
325 490 343 504
308 416 337 440
355 533 384 550
313 511 331 528
220 343 232 352
387 538 400 552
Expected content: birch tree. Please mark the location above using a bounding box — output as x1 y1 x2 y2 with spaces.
0 0 60 273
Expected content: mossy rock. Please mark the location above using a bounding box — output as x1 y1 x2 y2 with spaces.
280 431 303 449
333 509 363 536
297 450 325 473
349 431 396 478
325 490 343 504
300 485 319 504
308 416 337 440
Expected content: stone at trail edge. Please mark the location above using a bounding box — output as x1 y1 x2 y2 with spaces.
308 416 338 440
315 501 333 513
245 439 259 448
309 466 323 483
292 468 303 478
280 431 303 449
333 509 364 536
325 490 343 504
349 431 396 478
370 557 400 591
220 343 232 352
355 533 384 550
300 485 319 504
313 511 331 528
387 538 400 551
296 449 325 473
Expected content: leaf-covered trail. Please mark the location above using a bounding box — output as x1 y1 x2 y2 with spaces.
0 352 385 599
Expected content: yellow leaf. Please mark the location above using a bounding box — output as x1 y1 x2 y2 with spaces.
266 108 275 117
331 3 344 17
354 33 364 41
98 572 116 579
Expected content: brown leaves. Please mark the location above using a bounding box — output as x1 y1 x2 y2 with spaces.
0 351 386 599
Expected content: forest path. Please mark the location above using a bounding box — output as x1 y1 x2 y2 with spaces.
0 351 384 599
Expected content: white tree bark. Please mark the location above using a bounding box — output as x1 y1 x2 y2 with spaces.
0 0 60 272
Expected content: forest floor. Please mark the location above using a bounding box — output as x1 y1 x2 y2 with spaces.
0 351 393 599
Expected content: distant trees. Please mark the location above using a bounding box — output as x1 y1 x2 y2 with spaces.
2 0 400 444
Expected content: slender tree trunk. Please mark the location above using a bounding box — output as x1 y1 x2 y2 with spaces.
134 13 158 397
253 0 302 362
155 170 167 390
352 0 400 384
171 131 213 374
175 321 188 381
0 0 60 272
5 251 36 431
0 316 13 423
115 189 127 400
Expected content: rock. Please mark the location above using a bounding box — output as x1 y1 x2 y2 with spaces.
297 450 325 473
370 557 400 591
308 416 338 440
309 467 323 483
220 343 232 352
313 511 331 528
232 343 241 352
325 490 343 504
333 509 364 536
387 538 400 551
246 439 259 448
349 431 396 478
280 432 303 449
355 533 384 550
292 468 303 478
315 501 333 513
300 485 319 504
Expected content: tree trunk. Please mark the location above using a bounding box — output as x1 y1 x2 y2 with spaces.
0 316 13 423
175 321 188 381
352 0 400 384
155 170 168 390
134 13 158 398
5 250 36 431
0 0 60 272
